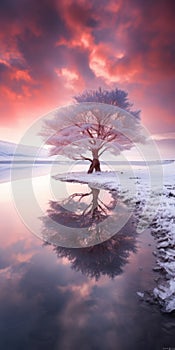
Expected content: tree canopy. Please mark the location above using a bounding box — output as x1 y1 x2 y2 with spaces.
41 102 146 172
74 87 140 118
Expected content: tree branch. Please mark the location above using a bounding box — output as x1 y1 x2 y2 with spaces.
69 192 92 202
86 128 94 138
80 155 93 162
98 146 110 156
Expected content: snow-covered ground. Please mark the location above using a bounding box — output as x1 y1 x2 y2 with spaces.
151 182 175 313
54 160 175 313
151 161 175 312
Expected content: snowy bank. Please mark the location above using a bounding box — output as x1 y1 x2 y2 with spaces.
151 186 175 313
54 171 120 191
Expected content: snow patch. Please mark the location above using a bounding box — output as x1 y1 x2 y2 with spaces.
151 189 175 312
137 292 144 298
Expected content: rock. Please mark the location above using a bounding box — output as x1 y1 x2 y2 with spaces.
168 192 175 197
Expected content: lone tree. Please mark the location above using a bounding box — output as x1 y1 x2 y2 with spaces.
41 99 145 173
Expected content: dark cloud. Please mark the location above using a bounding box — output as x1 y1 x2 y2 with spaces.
0 0 26 18
0 62 8 73
9 58 27 70
67 1 99 28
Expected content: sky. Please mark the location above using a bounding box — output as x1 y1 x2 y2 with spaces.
0 0 175 157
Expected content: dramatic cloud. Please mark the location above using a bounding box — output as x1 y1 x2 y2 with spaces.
0 0 174 150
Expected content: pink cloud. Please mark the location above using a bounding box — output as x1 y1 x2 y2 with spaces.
0 0 174 142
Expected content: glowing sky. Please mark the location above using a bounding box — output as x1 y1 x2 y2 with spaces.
0 0 174 156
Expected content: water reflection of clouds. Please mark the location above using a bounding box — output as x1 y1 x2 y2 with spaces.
0 234 108 349
0 235 173 350
0 260 69 349
0 236 142 350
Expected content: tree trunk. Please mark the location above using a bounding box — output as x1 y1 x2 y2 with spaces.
91 187 100 219
87 158 101 173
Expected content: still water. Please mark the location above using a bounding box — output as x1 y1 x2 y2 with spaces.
0 170 175 350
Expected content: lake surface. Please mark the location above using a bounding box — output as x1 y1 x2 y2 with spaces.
0 169 175 350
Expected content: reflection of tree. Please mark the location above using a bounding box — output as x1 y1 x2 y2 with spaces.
46 186 117 228
52 217 137 280
41 184 137 279
41 185 125 247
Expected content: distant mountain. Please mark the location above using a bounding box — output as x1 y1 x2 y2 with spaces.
0 140 48 162
1 140 174 164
